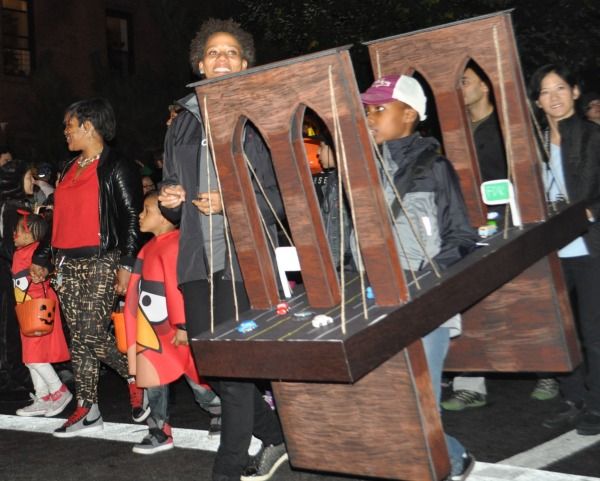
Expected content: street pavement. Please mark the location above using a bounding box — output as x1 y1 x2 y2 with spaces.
0 370 599 481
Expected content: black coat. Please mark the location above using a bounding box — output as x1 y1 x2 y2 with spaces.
555 115 600 256
161 93 284 285
35 145 143 267
473 112 507 183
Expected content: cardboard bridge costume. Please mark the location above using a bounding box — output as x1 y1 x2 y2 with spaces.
187 12 586 481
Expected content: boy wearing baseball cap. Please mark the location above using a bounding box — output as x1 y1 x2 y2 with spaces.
362 75 477 481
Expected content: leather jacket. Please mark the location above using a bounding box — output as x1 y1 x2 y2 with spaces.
556 115 600 256
34 145 143 267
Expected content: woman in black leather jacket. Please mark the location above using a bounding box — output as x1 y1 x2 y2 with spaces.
31 98 147 436
530 64 600 436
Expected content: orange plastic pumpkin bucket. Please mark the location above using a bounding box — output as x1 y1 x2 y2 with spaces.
16 298 56 337
111 312 127 354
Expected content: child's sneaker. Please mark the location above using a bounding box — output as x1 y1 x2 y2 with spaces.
53 402 103 438
45 384 73 417
132 423 173 454
16 393 52 417
128 378 151 423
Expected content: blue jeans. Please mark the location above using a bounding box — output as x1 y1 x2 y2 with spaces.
422 326 466 476
146 375 219 426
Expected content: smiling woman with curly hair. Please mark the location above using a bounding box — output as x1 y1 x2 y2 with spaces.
159 18 286 481
188 18 256 77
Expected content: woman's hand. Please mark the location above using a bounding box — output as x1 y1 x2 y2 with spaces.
192 191 222 215
29 264 49 283
114 268 131 296
158 184 186 209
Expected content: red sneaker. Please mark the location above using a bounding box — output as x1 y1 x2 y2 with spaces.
53 403 103 438
128 379 150 423
132 423 173 455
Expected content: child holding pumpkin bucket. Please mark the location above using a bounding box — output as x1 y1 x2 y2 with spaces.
12 209 72 416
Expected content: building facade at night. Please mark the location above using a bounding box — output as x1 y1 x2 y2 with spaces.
0 0 168 157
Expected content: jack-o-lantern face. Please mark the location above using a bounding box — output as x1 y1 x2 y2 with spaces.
37 302 55 326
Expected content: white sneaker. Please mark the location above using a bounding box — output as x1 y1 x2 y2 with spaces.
53 403 103 438
16 393 53 417
45 384 73 417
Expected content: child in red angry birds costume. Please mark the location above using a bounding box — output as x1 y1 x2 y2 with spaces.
125 191 221 454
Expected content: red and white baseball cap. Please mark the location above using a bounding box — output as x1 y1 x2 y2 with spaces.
361 74 428 121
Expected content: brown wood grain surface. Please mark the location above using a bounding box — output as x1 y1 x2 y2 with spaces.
273 343 450 480
187 11 583 480
192 202 585 383
194 48 408 309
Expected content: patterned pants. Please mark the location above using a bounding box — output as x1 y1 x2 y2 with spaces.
54 251 128 405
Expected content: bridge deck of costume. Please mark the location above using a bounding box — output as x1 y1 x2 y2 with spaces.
190 11 584 481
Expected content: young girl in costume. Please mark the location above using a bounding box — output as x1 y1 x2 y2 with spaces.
125 191 220 454
13 210 72 417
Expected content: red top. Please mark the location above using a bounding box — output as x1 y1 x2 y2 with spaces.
52 160 101 249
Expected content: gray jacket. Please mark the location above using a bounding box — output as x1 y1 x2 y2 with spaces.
353 133 477 272
161 93 284 285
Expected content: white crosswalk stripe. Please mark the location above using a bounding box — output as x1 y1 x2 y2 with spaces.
0 414 260 453
0 414 598 480
500 429 600 470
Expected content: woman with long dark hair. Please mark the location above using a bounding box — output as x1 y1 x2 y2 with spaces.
530 64 600 436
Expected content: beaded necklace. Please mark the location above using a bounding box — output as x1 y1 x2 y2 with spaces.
77 151 102 168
